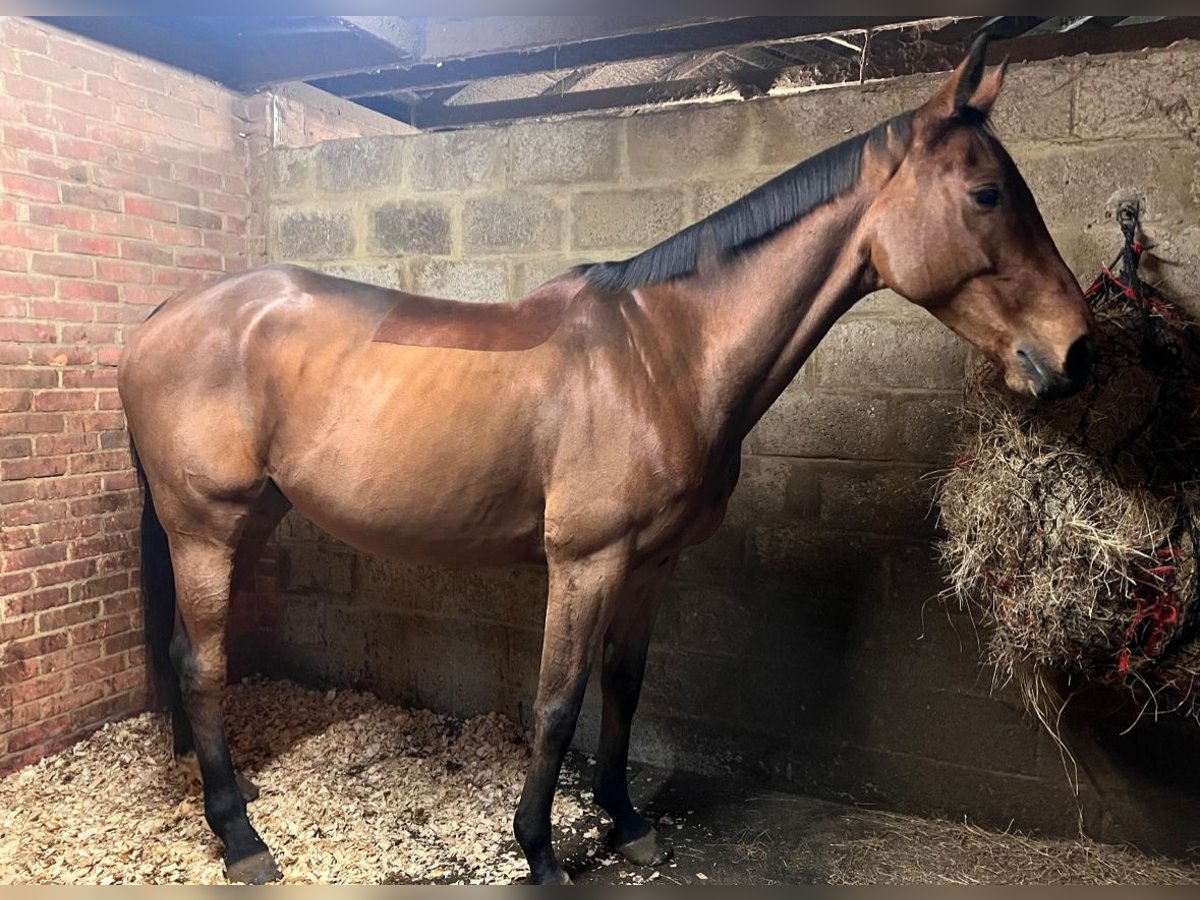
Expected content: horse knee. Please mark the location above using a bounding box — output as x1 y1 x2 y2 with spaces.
534 696 579 751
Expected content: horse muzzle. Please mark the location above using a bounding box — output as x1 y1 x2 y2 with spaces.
1015 334 1094 400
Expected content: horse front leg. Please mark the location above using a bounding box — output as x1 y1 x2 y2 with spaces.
593 559 676 867
514 543 631 885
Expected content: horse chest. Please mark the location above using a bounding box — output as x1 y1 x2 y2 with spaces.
632 452 740 554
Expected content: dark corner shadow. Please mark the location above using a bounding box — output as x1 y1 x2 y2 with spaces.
562 755 841 885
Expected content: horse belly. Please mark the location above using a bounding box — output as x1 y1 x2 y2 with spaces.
271 435 547 568
262 336 559 567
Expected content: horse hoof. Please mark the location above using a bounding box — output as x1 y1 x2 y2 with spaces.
225 849 282 884
525 868 573 885
236 771 261 803
615 828 673 867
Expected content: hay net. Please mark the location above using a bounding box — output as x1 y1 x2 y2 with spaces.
937 211 1200 716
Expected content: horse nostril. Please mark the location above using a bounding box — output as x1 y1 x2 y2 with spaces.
1065 334 1094 386
1015 346 1042 380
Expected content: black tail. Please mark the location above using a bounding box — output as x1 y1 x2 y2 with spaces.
133 441 176 711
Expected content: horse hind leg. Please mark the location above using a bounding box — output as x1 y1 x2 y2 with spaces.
167 516 281 884
229 480 292 602
169 624 262 805
171 482 292 807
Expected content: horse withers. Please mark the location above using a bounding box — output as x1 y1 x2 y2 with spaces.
118 35 1092 885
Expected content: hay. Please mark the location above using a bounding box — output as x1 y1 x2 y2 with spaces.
938 243 1200 718
820 810 1199 885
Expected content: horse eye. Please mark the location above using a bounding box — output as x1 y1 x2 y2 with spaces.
971 186 1002 209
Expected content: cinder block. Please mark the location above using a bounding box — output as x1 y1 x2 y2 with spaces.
505 625 546 719
1139 224 1200 307
512 257 588 295
463 194 562 253
887 541 960 625
813 319 965 391
407 617 513 719
316 137 402 193
816 462 937 535
1049 223 1119 282
269 147 313 195
1016 141 1199 230
692 174 772 219
655 581 756 658
893 392 963 464
845 288 926 320
322 262 406 291
723 455 798 527
500 567 549 633
406 127 508 192
277 511 325 543
639 647 745 725
276 594 325 648
318 605 372 684
875 549 993 697
271 208 355 261
748 725 1075 834
362 609 417 705
754 76 937 167
1054 221 1200 317
674 524 746 589
508 118 620 185
279 544 355 595
749 385 891 460
1074 47 1200 141
357 558 546 630
571 188 685 251
410 258 507 302
742 526 887 601
358 560 496 618
627 103 756 180
987 58 1076 143
369 201 453 256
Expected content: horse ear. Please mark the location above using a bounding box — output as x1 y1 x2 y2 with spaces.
968 56 1008 116
918 32 994 125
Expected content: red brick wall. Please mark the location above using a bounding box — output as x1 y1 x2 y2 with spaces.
0 17 260 775
0 17 410 777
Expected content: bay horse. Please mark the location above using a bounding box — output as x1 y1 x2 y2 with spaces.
119 37 1093 885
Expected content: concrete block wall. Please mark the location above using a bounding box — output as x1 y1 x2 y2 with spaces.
0 16 410 777
261 43 1200 850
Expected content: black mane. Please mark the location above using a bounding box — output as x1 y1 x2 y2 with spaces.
582 109 915 292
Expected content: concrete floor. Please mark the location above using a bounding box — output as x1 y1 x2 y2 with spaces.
558 755 854 885
549 754 1199 886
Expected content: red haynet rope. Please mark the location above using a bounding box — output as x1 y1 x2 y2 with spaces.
1109 539 1187 682
1082 215 1200 686
1127 593 1180 656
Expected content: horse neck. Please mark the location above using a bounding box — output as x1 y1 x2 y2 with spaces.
672 186 876 445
